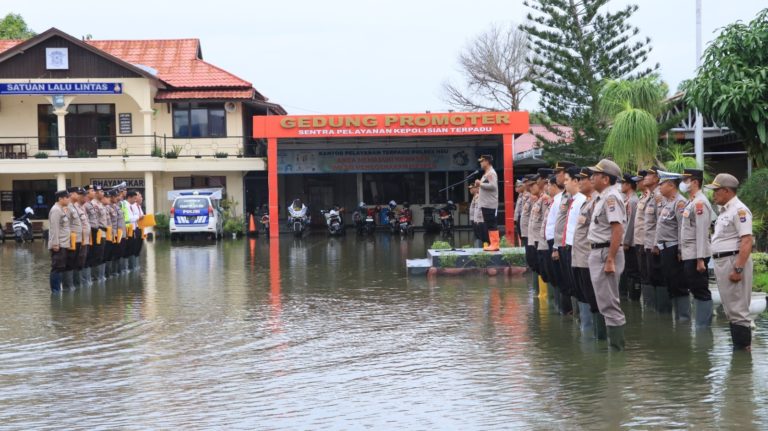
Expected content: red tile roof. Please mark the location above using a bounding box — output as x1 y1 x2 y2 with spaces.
514 124 572 154
155 89 255 100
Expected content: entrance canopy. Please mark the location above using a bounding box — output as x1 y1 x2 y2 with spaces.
253 111 530 238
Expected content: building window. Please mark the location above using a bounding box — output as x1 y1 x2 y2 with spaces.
37 106 58 150
12 179 62 218
173 176 227 191
363 173 425 205
428 172 467 204
172 103 227 138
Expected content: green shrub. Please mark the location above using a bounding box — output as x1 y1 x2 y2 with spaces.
151 146 163 157
33 152 48 159
430 240 451 250
215 152 229 158
470 253 492 267
741 169 768 250
223 217 245 235
502 249 526 266
755 273 768 294
165 144 183 159
154 213 170 237
439 254 459 267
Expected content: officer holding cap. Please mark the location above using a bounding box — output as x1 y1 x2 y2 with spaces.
654 171 689 321
587 159 627 351
680 168 715 327
705 173 754 351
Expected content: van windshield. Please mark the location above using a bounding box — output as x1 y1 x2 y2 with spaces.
175 198 208 210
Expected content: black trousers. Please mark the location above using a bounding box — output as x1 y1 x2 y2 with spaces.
636 245 648 283
559 245 583 302
481 208 498 230
537 249 551 283
574 267 599 313
683 258 712 301
660 245 687 298
103 241 113 263
547 240 562 287
623 246 640 280
50 249 67 274
477 222 489 244
77 244 88 269
645 248 664 286
66 243 80 270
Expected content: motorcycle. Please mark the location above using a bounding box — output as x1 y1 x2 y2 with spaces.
439 201 456 237
421 206 441 234
287 204 309 237
397 206 414 237
353 203 376 235
322 207 345 236
258 205 270 236
13 207 35 243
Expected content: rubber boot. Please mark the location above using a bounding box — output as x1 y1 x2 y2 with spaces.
80 268 92 287
72 270 81 288
50 272 62 292
571 298 580 318
593 312 607 340
98 264 107 282
730 323 752 351
641 284 655 309
674 295 691 322
628 280 642 301
578 302 593 334
122 258 130 274
694 299 713 328
607 325 626 351
551 284 560 310
131 256 139 272
62 271 75 290
483 231 500 252
655 286 672 313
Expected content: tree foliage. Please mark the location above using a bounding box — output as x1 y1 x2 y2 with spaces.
660 143 699 174
443 24 536 111
0 13 35 40
521 0 658 165
684 8 768 167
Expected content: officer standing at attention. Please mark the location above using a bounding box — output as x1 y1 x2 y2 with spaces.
561 166 587 317
654 171 689 321
48 191 71 292
83 185 102 283
94 185 109 281
475 154 500 251
519 175 537 277
528 169 551 281
679 169 715 327
65 187 85 290
469 184 481 247
514 180 525 246
537 175 557 296
552 161 577 315
705 174 754 351
620 174 640 300
632 171 653 307
587 159 627 351
643 166 668 313
73 187 92 287
572 167 601 337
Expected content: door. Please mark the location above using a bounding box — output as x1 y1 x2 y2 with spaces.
66 111 99 157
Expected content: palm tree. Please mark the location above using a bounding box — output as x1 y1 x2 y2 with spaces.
660 142 699 173
599 76 668 173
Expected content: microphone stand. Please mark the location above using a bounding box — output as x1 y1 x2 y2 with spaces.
439 170 481 193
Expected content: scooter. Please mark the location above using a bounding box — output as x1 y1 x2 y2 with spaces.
13 207 35 243
287 204 309 237
397 205 414 237
322 206 345 236
439 201 456 237
353 203 375 235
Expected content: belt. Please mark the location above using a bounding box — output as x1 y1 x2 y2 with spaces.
657 241 678 250
713 250 739 259
591 242 610 249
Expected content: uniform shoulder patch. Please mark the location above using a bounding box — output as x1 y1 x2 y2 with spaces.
695 201 704 215
606 196 618 212
737 208 748 223
676 200 686 213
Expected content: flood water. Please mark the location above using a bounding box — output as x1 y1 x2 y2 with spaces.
0 232 766 430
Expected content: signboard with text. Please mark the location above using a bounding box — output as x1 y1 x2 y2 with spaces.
90 178 144 188
0 82 123 95
277 148 475 174
119 113 133 134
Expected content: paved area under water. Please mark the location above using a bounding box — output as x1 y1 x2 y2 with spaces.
0 232 766 429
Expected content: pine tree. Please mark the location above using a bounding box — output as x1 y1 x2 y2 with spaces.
521 0 658 166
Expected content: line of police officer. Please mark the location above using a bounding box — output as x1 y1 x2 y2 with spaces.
48 184 146 292
515 159 755 352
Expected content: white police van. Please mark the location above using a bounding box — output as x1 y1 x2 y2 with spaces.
168 188 224 240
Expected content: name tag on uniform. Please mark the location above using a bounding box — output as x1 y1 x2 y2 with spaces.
578 215 587 224
683 210 690 218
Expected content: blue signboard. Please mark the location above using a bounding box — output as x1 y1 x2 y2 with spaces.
0 82 123 95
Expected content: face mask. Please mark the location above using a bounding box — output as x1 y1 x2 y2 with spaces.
679 181 690 194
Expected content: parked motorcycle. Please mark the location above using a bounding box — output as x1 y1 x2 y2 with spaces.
421 206 441 234
439 201 456 237
287 200 309 237
322 206 345 236
397 202 414 237
13 207 35 243
353 202 376 235
386 200 398 234
258 204 270 236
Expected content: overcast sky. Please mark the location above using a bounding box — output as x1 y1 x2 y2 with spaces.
11 0 767 115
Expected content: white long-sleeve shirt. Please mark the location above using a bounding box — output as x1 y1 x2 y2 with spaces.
564 192 587 246
128 202 141 228
545 191 563 241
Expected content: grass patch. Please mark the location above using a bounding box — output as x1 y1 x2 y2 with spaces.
430 240 452 250
439 254 459 267
470 253 493 267
502 249 526 267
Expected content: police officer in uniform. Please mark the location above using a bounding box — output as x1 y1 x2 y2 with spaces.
643 166 669 313
65 187 87 289
633 170 654 307
73 187 91 287
654 171 689 321
48 191 71 292
552 161 577 315
528 169 551 287
705 174 754 351
475 155 500 251
84 185 102 282
572 167 602 337
537 175 557 296
587 159 627 351
514 180 525 246
620 174 640 300
679 168 715 327
519 175 537 278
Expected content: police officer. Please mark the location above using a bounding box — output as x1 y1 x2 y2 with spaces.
528 169 551 285
101 189 116 279
469 183 481 247
643 166 669 313
107 189 120 277
537 175 557 296
620 174 640 300
680 168 715 327
83 185 103 282
73 187 91 287
544 163 571 312
705 174 754 351
587 159 627 351
560 166 587 317
519 175 537 278
551 161 577 315
654 171 689 321
514 180 525 246
48 191 71 292
475 155 499 251
572 167 602 337
633 170 654 307
65 187 87 289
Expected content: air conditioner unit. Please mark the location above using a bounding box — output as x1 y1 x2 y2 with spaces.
224 102 237 113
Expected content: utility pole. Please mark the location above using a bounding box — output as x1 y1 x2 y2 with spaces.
694 0 704 169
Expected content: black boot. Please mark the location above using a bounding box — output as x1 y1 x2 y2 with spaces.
674 296 691 322
730 323 752 351
593 312 607 340
607 325 626 351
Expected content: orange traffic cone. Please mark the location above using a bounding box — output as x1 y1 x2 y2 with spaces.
248 213 257 236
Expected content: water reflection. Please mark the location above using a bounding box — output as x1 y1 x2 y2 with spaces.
0 233 765 429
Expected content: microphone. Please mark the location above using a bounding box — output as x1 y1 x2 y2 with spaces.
467 170 480 179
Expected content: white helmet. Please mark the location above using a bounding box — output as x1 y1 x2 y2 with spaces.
24 207 34 215
447 200 454 205
359 201 365 208
389 200 396 208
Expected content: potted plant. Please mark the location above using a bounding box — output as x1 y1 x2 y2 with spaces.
223 216 245 239
215 151 229 159
151 146 163 157
34 152 49 159
165 144 182 159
